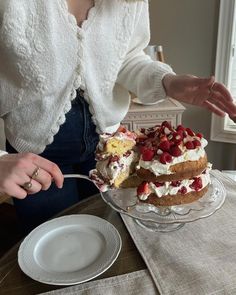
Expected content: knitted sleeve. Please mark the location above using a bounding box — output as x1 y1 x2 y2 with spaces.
116 1 175 104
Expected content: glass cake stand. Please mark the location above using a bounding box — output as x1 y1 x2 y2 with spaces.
100 172 226 232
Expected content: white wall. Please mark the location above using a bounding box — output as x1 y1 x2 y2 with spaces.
149 0 236 170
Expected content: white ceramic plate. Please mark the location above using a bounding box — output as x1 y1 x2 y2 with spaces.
132 97 165 105
18 214 122 285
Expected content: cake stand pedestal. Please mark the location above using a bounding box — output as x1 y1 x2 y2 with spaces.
100 172 226 233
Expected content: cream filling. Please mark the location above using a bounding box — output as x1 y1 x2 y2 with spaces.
138 166 211 201
96 150 137 184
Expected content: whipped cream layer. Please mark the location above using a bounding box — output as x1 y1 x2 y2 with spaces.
96 150 137 184
138 166 211 201
138 137 208 176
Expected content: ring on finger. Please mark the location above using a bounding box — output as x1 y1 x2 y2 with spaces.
31 167 40 180
22 181 32 190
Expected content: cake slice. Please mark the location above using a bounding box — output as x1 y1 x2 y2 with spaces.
90 126 139 189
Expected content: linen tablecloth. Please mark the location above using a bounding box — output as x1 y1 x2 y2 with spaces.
41 170 236 295
40 269 158 295
121 170 236 295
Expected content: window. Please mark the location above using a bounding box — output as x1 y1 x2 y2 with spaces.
211 0 236 143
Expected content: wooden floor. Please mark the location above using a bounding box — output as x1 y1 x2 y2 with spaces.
0 203 23 259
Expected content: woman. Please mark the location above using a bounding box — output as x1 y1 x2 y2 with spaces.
0 0 235 232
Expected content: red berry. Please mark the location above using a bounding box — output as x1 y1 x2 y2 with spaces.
193 139 201 148
190 177 203 191
185 141 195 150
137 182 150 195
176 125 185 132
186 128 195 136
141 148 155 161
160 135 168 142
171 181 181 187
159 152 172 164
109 155 119 163
178 186 187 194
196 132 203 139
154 181 164 187
158 140 171 152
172 132 183 145
170 145 182 157
161 121 172 129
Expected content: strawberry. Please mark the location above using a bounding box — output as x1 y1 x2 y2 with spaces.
158 140 171 152
186 127 195 136
196 132 203 139
171 180 181 187
176 125 185 132
192 139 201 148
117 125 127 133
141 148 155 161
137 181 150 195
190 177 203 191
185 141 195 150
154 181 164 187
172 131 183 145
159 152 172 164
109 155 119 163
170 145 182 157
178 186 187 194
161 121 172 129
160 135 168 142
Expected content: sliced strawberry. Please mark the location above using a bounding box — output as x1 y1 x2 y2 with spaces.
176 125 185 132
137 181 150 195
185 141 195 150
170 145 182 157
171 180 181 187
192 139 201 148
109 155 120 163
178 186 187 194
160 135 168 142
190 177 203 191
158 140 171 152
161 121 172 129
159 152 172 164
141 148 155 161
172 131 183 145
196 132 203 139
154 181 164 187
186 127 195 136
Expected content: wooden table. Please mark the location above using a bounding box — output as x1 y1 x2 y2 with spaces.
0 195 147 295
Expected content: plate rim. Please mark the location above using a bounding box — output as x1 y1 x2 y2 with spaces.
18 214 122 286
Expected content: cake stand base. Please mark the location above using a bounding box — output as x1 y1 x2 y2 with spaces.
135 219 185 233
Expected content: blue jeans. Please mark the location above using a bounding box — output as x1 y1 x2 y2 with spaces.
6 90 99 234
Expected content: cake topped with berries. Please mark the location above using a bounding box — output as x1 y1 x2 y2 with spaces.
90 121 211 206
135 121 211 206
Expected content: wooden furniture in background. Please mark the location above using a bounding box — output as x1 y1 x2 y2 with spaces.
123 97 185 131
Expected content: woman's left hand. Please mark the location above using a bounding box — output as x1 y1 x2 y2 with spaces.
162 74 236 117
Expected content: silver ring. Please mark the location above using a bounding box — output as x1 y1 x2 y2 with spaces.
22 181 32 190
31 167 40 180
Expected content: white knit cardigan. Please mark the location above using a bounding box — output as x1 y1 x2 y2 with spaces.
0 0 174 154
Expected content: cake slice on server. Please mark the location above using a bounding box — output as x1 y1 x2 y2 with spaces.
89 126 140 191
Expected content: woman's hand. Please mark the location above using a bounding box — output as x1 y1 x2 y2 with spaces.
162 74 236 117
0 153 64 199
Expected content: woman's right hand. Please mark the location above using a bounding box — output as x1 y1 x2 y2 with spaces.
0 153 64 199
